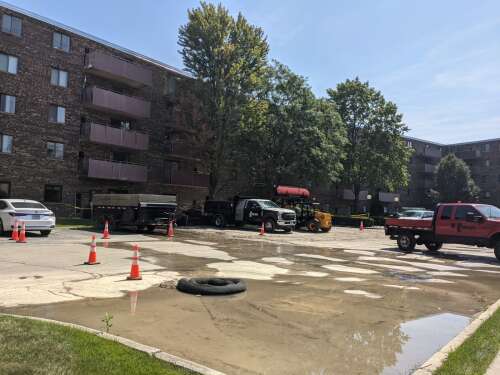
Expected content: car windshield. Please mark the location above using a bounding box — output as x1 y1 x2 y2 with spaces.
401 211 421 217
476 205 500 219
259 200 279 208
11 202 46 209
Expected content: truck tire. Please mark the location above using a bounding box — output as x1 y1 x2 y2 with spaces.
283 227 292 233
306 220 320 233
397 233 416 252
494 242 500 262
264 218 276 233
424 242 442 252
214 215 226 228
40 230 51 237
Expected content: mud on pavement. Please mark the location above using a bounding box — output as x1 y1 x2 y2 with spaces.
2 226 500 375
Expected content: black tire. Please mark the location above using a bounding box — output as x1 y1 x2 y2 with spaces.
424 242 443 252
214 215 226 228
397 233 416 252
306 220 320 233
40 230 51 237
494 242 500 262
263 218 276 233
283 227 292 233
176 278 246 296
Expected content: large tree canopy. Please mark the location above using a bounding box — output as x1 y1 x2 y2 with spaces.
327 78 412 208
435 154 479 202
178 2 269 196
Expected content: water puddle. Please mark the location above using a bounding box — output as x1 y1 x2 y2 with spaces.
381 312 470 375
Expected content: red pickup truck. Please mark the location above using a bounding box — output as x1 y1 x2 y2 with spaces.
385 203 500 261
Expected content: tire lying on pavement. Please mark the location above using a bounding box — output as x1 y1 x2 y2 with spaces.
176 278 246 296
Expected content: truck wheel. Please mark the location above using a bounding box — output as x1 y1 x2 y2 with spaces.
494 242 500 262
397 233 416 252
214 215 226 228
283 227 292 233
40 230 51 237
306 220 320 233
264 219 276 233
424 242 442 252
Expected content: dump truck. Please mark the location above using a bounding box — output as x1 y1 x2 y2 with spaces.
92 194 177 232
274 185 332 232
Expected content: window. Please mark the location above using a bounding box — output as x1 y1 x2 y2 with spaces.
49 105 65 123
0 182 10 198
52 32 70 52
47 142 64 159
454 206 474 221
44 185 63 202
440 206 453 220
406 140 413 148
1 14 22 36
0 53 18 74
484 143 490 152
110 118 131 130
0 200 6 209
0 94 15 113
0 134 12 153
50 68 68 87
112 151 129 163
485 159 490 167
164 76 177 96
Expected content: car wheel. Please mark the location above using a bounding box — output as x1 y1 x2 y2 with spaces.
40 230 51 237
214 215 226 228
397 233 416 252
424 242 442 252
283 227 292 233
264 218 276 233
494 242 500 262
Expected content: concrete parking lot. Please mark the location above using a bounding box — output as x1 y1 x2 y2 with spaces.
1 226 500 374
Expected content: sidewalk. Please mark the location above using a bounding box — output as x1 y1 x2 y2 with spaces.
486 352 500 375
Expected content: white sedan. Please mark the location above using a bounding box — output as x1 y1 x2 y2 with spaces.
0 199 56 236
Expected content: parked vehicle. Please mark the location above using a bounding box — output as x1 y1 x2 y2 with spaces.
273 185 332 232
204 196 296 232
385 203 500 260
0 199 55 236
92 194 176 232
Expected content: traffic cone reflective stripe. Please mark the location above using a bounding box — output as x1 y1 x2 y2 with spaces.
10 221 19 241
102 221 110 239
360 221 364 231
17 222 27 243
167 221 174 239
84 235 100 265
127 244 142 280
259 222 265 236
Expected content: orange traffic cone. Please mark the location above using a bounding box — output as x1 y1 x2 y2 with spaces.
127 244 142 280
167 221 174 239
259 222 265 236
360 220 364 231
10 221 19 241
102 221 110 239
84 235 100 265
17 222 27 243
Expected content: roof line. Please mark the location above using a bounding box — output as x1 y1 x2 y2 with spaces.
0 1 192 79
405 135 500 147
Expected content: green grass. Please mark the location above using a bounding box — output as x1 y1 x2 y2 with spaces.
0 316 197 375
435 308 500 375
56 217 94 229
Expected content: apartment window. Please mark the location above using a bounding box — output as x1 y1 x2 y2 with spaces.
52 32 70 52
0 134 13 153
0 181 11 198
44 184 63 202
406 140 413 148
110 118 131 130
0 53 18 74
0 94 16 113
1 14 22 36
164 76 177 96
485 159 490 167
47 142 64 159
485 192 491 198
49 105 65 123
484 143 490 152
50 68 68 87
481 175 487 184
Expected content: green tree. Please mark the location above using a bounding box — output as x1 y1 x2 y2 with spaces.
178 2 269 197
235 61 347 193
435 154 479 202
327 78 412 210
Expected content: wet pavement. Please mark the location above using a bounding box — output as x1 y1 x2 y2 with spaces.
1 226 500 374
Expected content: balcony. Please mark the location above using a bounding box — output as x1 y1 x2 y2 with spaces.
84 86 151 119
85 51 152 87
166 142 200 160
423 147 442 159
456 150 481 160
166 170 209 187
81 158 147 182
81 123 149 151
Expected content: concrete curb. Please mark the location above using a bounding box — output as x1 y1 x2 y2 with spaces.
0 313 226 375
412 298 500 375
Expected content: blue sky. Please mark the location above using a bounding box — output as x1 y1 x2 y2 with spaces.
6 0 500 143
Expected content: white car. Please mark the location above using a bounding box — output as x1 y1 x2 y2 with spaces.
0 199 56 236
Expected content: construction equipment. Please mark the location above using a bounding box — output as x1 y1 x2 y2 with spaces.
274 185 332 233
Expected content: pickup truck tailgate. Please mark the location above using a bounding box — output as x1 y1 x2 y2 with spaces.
385 217 433 229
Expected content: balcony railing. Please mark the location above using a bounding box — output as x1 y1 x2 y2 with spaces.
165 170 209 187
83 86 151 119
80 158 147 182
81 123 149 151
85 51 152 87
455 150 481 160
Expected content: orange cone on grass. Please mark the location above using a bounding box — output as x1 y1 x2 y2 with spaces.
259 222 265 236
17 222 27 243
127 244 142 280
167 221 174 239
102 221 110 239
84 235 100 265
10 221 19 241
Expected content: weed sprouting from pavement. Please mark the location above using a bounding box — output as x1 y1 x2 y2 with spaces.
101 312 114 333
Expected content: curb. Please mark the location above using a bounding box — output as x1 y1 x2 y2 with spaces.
412 298 500 375
0 313 226 375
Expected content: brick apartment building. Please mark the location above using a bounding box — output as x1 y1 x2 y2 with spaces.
0 2 209 216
